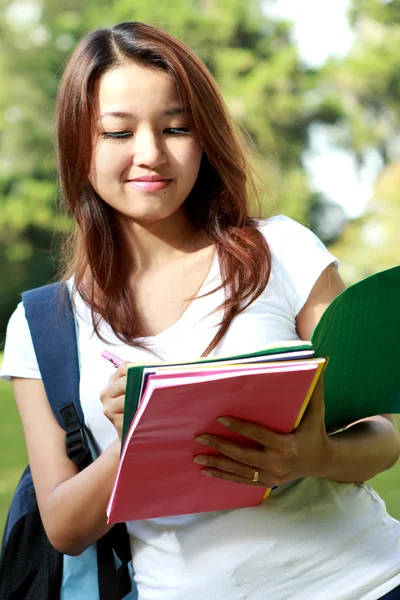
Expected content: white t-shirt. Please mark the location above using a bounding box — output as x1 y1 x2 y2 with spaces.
2 216 400 600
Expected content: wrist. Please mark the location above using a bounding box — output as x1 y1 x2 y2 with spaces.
314 435 336 479
112 438 121 460
105 438 122 462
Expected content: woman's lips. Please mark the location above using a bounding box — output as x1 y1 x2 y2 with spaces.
128 180 171 192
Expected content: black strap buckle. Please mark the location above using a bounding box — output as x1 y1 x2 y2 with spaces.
65 427 91 468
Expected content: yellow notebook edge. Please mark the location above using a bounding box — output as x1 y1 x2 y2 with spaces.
292 358 327 430
262 357 327 501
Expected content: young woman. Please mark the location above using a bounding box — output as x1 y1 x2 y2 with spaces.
1 21 400 600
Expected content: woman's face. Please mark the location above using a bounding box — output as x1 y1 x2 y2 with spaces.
90 62 203 225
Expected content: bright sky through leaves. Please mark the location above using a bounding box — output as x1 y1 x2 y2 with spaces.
269 0 381 218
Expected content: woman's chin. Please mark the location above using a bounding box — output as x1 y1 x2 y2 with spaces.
117 207 184 227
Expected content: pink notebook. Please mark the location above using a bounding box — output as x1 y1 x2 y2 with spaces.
107 359 325 523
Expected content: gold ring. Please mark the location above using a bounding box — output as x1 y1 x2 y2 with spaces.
252 469 260 482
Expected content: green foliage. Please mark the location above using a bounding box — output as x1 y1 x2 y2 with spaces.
350 0 400 25
316 0 400 282
319 0 400 158
0 378 28 534
330 161 400 283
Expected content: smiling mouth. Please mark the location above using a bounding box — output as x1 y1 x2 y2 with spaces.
127 179 171 191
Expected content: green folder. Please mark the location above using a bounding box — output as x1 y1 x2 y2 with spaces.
311 265 400 432
122 265 400 444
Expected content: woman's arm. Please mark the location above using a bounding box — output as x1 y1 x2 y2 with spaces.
12 377 120 556
319 414 400 482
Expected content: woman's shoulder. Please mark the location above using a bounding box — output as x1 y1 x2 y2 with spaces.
0 301 40 381
256 214 339 318
3 301 28 336
256 214 322 246
256 214 338 267
0 280 76 381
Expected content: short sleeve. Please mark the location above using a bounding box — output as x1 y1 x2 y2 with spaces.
262 215 339 318
0 302 41 381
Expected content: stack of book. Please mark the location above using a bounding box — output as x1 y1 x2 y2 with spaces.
106 266 400 523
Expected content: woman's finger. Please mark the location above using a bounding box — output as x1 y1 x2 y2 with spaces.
195 434 264 467
199 467 269 487
194 454 282 486
108 362 130 383
102 394 125 417
194 453 259 478
194 452 290 487
100 376 127 403
216 416 288 450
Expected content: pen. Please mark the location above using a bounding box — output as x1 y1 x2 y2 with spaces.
101 350 125 368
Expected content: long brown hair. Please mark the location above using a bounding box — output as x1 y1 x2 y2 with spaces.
57 21 271 355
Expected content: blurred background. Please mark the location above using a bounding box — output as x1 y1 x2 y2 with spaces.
0 0 399 529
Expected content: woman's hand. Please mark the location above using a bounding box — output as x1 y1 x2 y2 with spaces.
100 363 131 440
194 377 333 488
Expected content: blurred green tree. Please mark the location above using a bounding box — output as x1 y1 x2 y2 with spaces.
318 0 400 281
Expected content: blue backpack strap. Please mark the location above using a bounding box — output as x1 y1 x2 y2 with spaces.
22 282 92 469
21 282 134 600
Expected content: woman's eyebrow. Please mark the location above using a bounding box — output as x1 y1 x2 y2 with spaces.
163 107 186 117
99 107 186 120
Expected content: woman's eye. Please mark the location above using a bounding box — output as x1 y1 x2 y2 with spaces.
102 131 132 140
164 127 191 135
101 128 191 140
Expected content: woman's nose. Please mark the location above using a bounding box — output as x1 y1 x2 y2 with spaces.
132 130 167 169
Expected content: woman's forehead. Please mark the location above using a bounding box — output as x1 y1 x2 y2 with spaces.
97 63 182 116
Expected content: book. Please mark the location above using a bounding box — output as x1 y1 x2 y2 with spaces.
108 265 400 523
107 358 325 523
121 341 314 443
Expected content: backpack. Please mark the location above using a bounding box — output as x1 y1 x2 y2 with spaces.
0 282 137 600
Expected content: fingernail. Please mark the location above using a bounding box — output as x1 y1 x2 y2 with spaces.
193 456 208 465
201 469 213 476
217 417 232 428
195 436 210 445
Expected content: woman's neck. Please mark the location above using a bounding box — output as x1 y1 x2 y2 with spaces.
117 209 208 273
